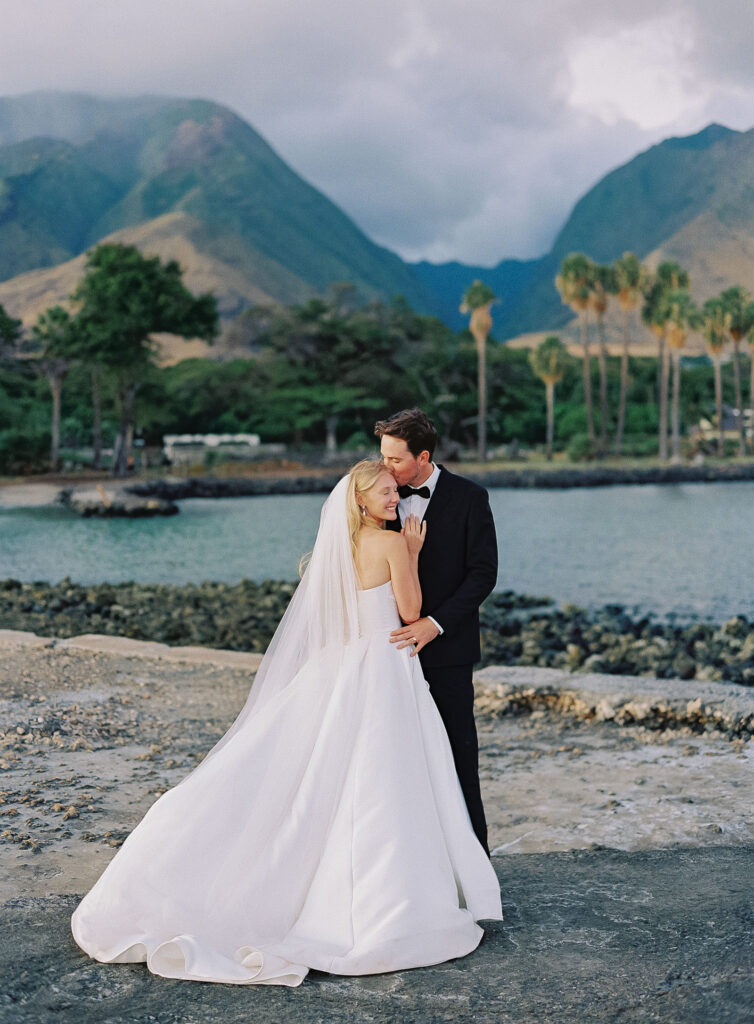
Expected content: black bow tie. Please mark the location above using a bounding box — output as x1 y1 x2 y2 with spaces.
398 485 430 499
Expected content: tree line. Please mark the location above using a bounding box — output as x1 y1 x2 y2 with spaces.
0 242 750 475
545 252 754 461
2 244 218 476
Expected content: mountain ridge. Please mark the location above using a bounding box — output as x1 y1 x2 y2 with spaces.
1 93 754 344
414 122 754 335
0 92 439 321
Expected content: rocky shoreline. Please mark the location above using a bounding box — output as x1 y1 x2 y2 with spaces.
127 472 341 500
59 484 178 517
474 666 754 741
1 578 752 689
480 592 754 685
3 461 754 518
0 578 295 654
468 461 754 489
124 461 754 501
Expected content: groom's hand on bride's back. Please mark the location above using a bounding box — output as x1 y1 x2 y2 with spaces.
390 617 439 656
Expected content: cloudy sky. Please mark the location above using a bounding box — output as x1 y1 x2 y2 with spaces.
2 1 753 265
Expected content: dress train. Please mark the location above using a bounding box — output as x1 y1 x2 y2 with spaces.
71 581 502 985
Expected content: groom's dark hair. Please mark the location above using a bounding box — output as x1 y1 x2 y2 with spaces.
374 408 438 459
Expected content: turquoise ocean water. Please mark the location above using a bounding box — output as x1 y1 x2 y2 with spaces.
1 482 752 621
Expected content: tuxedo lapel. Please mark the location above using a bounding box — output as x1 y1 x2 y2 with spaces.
422 466 453 526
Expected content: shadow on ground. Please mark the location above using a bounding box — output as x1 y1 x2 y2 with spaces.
1 846 752 1024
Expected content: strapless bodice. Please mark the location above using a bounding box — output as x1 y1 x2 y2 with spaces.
357 580 402 636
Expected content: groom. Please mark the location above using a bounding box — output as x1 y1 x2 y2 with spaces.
375 408 497 855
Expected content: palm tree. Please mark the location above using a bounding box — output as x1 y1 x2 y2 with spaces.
701 296 731 456
641 276 670 459
612 253 644 455
589 263 616 454
32 306 79 472
556 253 595 448
642 262 689 460
460 279 497 461
720 286 754 455
662 289 700 463
529 335 569 460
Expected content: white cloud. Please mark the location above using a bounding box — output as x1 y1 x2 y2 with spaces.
566 11 704 130
0 1 753 264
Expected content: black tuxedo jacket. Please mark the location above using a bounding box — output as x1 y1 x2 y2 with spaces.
389 466 498 668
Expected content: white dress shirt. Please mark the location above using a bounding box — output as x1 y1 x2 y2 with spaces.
397 463 444 635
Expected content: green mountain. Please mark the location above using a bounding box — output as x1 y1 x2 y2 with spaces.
3 96 754 342
414 123 754 336
0 92 438 321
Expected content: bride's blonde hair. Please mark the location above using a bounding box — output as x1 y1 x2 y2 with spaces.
346 458 392 558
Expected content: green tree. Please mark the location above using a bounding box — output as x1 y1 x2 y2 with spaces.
720 286 754 455
529 335 569 460
556 254 595 449
0 355 50 474
701 296 731 456
0 304 22 362
257 290 409 449
460 279 497 461
405 314 477 446
73 244 218 476
612 253 645 455
255 378 372 448
31 306 82 471
661 289 700 463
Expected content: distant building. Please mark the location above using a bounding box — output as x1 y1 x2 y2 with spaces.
162 433 284 465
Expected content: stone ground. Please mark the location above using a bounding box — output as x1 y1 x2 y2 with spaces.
0 633 752 1023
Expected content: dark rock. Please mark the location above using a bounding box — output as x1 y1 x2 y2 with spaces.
60 487 178 518
672 653 697 680
723 616 750 638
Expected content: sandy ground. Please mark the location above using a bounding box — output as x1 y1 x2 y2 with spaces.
0 484 63 509
0 636 751 902
482 714 753 856
0 634 752 1023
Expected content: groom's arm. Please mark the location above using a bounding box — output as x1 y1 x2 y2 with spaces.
427 487 497 637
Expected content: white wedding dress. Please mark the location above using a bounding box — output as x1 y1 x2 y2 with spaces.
72 480 502 986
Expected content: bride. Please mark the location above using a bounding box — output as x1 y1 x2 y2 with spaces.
71 460 502 986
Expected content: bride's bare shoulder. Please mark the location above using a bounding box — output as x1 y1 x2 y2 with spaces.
357 528 404 556
373 529 404 549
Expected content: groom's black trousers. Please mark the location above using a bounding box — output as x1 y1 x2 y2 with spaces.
422 663 489 857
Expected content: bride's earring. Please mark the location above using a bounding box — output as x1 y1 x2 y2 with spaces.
360 505 366 516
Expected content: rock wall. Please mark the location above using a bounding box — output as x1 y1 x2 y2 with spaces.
475 666 754 740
